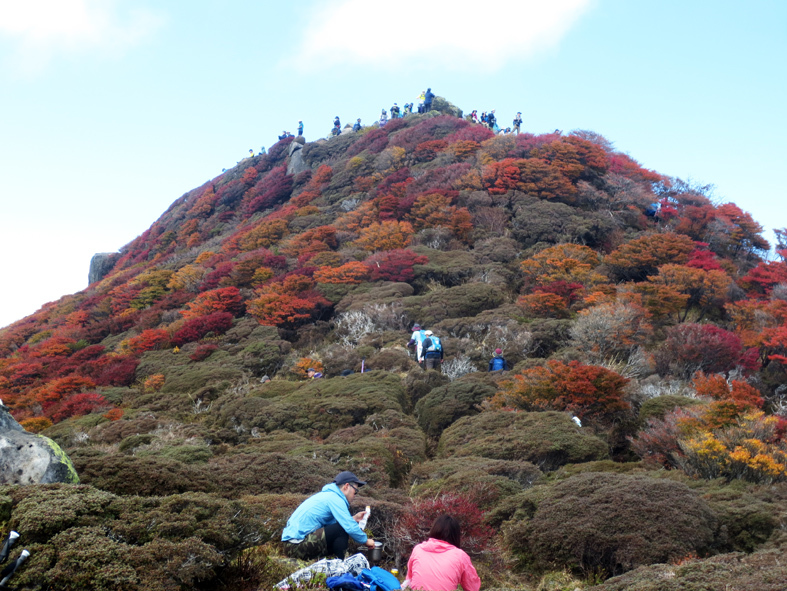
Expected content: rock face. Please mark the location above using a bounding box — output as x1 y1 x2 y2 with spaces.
88 252 120 285
287 140 309 176
0 405 79 485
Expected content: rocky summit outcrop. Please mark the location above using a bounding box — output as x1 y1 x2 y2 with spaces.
88 252 120 285
286 136 309 176
0 405 79 485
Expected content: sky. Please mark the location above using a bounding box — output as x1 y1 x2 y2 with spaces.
1 0 785 329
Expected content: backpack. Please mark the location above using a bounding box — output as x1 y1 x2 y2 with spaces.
491 356 506 371
425 336 442 353
358 567 401 591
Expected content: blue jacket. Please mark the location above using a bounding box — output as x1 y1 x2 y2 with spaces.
282 483 368 544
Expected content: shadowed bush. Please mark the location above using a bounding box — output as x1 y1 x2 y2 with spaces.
409 456 541 509
503 472 718 577
595 549 787 591
0 484 275 591
437 411 608 471
414 374 497 438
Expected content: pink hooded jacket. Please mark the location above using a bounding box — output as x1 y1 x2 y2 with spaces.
406 538 481 591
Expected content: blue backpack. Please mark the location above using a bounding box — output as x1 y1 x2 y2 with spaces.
491 356 506 371
358 567 401 591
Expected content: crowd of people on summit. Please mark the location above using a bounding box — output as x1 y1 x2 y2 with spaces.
235 87 524 164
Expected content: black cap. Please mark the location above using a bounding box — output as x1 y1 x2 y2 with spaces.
334 471 367 486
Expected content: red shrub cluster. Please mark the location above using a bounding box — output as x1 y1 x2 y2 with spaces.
244 166 294 214
181 287 244 319
365 249 429 282
171 312 234 347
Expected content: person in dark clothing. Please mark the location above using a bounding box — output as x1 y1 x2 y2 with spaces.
488 348 508 372
424 88 435 112
512 112 522 135
391 103 400 119
487 110 496 130
332 116 341 136
352 118 362 132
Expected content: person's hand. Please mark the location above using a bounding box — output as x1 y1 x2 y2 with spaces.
365 538 375 548
353 511 366 523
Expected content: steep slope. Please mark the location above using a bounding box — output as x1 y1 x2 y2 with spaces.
0 98 786 590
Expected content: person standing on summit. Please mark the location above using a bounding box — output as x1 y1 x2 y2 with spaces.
424 88 435 112
298 121 304 137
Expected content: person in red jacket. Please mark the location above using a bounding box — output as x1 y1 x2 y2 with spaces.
404 515 480 591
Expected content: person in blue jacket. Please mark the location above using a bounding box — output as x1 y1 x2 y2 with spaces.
488 348 508 372
282 471 376 560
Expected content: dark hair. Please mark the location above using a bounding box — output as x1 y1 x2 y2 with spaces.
428 515 461 549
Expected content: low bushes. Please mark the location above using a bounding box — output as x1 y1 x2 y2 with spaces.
414 375 497 438
437 411 609 471
503 472 718 576
0 484 275 591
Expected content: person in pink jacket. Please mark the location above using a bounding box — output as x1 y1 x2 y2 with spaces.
405 515 481 591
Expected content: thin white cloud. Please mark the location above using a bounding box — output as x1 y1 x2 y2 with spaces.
0 0 163 73
289 0 593 71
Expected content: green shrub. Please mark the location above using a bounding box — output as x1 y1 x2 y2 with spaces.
213 371 405 439
414 376 497 438
503 472 718 576
637 394 703 425
409 456 541 509
2 485 277 591
401 283 506 326
595 549 787 591
403 369 450 412
437 411 609 471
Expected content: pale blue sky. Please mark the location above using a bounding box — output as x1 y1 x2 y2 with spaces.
1 0 785 328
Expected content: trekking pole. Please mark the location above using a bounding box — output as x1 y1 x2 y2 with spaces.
0 532 19 564
0 549 30 588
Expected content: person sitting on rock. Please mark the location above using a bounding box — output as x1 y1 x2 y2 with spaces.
488 348 507 372
379 109 388 127
282 471 376 560
353 118 362 132
404 103 413 115
421 330 443 371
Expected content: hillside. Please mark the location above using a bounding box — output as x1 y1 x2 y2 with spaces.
1 98 786 590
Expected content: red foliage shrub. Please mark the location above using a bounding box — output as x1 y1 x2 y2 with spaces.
656 323 744 379
200 262 235 290
171 312 234 347
444 124 494 145
181 287 244 319
365 249 429 282
534 281 584 306
413 140 448 162
607 152 662 183
48 392 110 422
686 244 723 271
190 343 219 362
390 493 494 561
125 329 170 355
89 355 139 387
346 128 389 157
390 116 468 152
244 166 294 214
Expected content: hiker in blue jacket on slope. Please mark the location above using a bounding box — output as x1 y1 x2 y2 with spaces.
282 471 376 560
488 348 508 372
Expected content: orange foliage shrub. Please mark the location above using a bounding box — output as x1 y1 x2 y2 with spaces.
493 360 630 421
143 373 166 393
520 244 603 286
290 358 324 379
181 287 244 319
103 408 124 421
314 262 371 284
237 219 290 251
355 221 413 251
517 293 569 318
122 329 170 355
20 417 53 433
606 233 695 281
